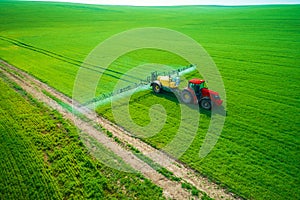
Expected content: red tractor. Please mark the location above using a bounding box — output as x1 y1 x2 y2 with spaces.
150 72 223 110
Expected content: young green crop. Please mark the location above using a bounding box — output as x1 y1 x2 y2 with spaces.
1 2 299 200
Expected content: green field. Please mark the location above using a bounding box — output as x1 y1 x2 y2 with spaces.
1 1 300 200
0 72 164 199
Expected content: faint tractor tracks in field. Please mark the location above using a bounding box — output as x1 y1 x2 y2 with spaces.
0 36 138 83
0 60 240 200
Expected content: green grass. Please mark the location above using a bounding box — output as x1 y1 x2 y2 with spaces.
1 1 300 200
0 72 164 199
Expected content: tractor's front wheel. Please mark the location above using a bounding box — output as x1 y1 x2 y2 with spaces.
152 83 161 94
200 98 211 110
181 90 193 104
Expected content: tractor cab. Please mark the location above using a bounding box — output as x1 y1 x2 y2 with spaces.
188 79 206 96
184 78 223 109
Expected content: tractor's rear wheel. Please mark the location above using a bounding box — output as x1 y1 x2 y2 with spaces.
200 98 211 110
181 90 193 104
152 83 161 94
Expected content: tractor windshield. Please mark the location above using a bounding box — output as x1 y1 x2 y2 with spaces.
199 83 204 89
189 81 206 93
189 82 200 94
199 82 208 89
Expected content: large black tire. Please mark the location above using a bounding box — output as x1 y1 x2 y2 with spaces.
200 98 211 110
152 83 161 94
181 90 193 104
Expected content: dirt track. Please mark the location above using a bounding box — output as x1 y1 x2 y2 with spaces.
0 60 239 200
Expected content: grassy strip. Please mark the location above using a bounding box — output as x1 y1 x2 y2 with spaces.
42 90 72 112
181 182 214 199
41 89 91 123
134 152 182 182
92 124 181 181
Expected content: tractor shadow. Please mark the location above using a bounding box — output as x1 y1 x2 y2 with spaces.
153 91 227 117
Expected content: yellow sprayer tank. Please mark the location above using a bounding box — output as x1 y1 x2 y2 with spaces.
157 76 178 89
